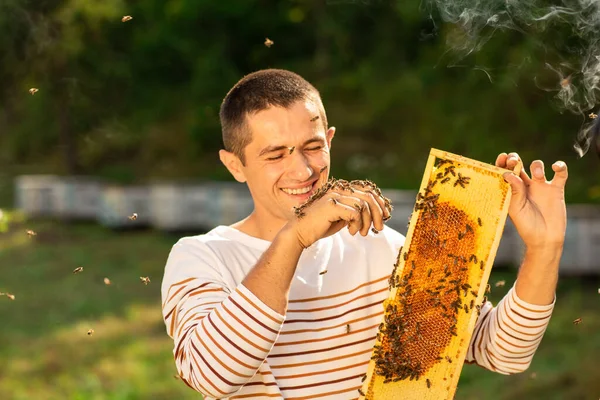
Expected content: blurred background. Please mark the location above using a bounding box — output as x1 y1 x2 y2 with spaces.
1 0 599 399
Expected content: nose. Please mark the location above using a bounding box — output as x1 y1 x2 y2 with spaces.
288 151 314 181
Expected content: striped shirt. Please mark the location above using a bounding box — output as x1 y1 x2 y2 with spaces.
161 225 554 399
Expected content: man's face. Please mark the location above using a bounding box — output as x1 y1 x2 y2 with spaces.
241 100 334 224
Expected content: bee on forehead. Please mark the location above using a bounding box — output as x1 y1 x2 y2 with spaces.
288 146 295 155
310 115 320 122
319 270 328 275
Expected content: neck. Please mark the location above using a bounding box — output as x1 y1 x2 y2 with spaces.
232 210 289 242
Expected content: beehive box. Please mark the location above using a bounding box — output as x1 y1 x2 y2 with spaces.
14 175 60 217
204 182 254 227
513 204 600 275
150 181 254 232
98 185 151 229
359 148 521 400
149 181 212 232
52 176 103 220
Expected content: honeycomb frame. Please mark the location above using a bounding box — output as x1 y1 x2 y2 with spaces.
359 148 522 400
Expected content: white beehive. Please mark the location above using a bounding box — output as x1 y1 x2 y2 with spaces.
149 181 213 231
52 176 102 220
204 182 254 227
14 175 60 217
149 181 254 232
98 185 151 229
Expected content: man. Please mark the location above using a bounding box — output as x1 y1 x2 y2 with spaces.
161 69 568 399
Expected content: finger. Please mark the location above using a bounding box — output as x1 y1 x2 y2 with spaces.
354 199 371 236
502 171 527 216
346 188 385 232
329 195 363 235
368 189 391 223
530 160 546 181
550 160 568 188
495 153 508 168
506 152 521 171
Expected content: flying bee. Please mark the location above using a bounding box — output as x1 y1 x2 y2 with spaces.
140 276 151 285
486 284 491 293
264 38 274 47
121 15 133 22
29 88 39 95
319 270 328 275
573 317 582 325
26 229 37 237
128 213 138 221
495 280 506 288
590 113 598 119
73 266 83 274
104 277 111 285
87 329 94 336
5 293 15 300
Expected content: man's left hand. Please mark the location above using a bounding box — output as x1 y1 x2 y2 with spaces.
495 152 568 252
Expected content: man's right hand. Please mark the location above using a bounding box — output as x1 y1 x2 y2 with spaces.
287 181 392 249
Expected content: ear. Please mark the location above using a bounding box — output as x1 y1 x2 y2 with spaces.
219 149 247 183
326 126 336 149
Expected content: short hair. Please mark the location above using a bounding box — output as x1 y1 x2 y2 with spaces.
219 69 328 165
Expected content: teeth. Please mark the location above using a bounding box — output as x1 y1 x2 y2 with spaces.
282 185 312 195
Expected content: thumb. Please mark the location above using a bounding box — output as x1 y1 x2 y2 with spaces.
503 171 527 210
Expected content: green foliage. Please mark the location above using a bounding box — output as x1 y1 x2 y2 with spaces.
0 0 598 204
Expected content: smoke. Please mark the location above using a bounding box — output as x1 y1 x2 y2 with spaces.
423 0 600 157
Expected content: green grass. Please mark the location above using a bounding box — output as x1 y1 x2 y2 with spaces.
0 211 598 399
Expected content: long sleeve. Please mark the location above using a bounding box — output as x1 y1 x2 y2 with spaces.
465 283 554 374
161 238 286 398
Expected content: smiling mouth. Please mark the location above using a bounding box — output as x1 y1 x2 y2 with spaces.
280 181 317 195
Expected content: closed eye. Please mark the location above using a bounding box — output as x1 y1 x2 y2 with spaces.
266 155 283 161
